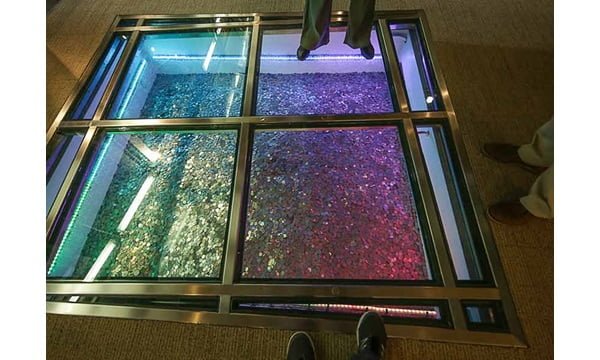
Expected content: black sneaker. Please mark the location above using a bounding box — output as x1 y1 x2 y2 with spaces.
356 312 387 359
297 46 310 61
360 44 375 60
286 331 316 360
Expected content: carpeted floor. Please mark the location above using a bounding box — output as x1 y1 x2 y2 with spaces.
46 1 553 359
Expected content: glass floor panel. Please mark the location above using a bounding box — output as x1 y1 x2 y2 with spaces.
242 127 431 280
47 132 84 215
389 22 442 112
46 12 526 346
47 130 237 279
256 27 394 116
108 29 251 119
68 34 129 120
462 301 509 332
416 125 487 281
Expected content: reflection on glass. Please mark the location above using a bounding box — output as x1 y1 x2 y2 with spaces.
256 27 394 115
463 301 509 331
108 29 250 119
235 302 442 320
416 125 484 281
47 132 84 215
389 22 442 111
47 130 237 279
242 127 431 280
117 19 138 27
49 295 220 311
68 34 129 119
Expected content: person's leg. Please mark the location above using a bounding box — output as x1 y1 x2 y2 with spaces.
349 312 387 360
488 164 554 224
286 332 316 360
520 164 554 219
481 117 553 174
344 0 376 58
518 117 554 167
485 117 554 224
350 350 380 360
300 0 333 51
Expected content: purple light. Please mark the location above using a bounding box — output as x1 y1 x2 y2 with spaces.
152 55 381 61
242 127 430 280
237 302 441 320
256 72 394 116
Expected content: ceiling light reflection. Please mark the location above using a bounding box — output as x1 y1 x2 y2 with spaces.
203 40 217 71
117 175 155 232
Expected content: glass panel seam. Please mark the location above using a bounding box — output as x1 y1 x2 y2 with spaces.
222 124 251 284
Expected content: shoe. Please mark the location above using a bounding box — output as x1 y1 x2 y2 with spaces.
487 200 534 225
482 143 546 175
360 44 375 60
356 312 387 359
297 46 310 61
286 331 316 360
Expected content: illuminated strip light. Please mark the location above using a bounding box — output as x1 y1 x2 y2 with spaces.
129 137 161 162
240 34 249 66
48 135 115 275
153 54 382 61
83 241 117 281
310 304 439 318
116 59 147 118
243 303 439 319
234 73 241 88
117 175 155 232
225 91 236 117
202 41 217 71
215 18 222 35
68 241 117 302
224 73 241 117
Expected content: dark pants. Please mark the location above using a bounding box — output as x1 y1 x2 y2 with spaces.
350 349 380 360
300 0 376 50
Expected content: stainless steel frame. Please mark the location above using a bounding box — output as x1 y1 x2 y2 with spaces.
46 10 525 347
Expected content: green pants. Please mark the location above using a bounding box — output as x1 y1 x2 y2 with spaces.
300 0 375 50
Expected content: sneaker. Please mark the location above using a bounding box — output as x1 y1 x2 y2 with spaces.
286 331 316 360
360 44 375 60
487 200 534 225
297 46 310 61
481 143 546 175
356 312 387 359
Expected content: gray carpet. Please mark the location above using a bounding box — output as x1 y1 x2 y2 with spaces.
47 1 553 359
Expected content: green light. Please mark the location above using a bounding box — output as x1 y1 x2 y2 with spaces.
48 134 115 276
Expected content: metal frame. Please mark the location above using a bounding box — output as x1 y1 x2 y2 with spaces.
46 10 525 347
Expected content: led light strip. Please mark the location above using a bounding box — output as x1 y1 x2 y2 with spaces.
244 303 439 319
311 303 439 318
152 54 382 61
48 135 115 275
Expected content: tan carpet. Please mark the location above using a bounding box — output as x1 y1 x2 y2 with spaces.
46 1 553 359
